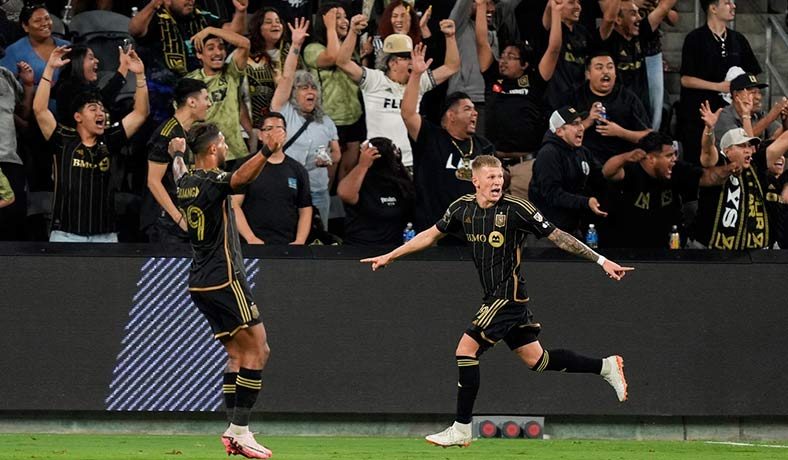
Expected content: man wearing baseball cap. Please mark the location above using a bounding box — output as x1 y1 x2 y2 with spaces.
693 121 788 249
529 106 607 238
336 16 460 170
713 73 786 143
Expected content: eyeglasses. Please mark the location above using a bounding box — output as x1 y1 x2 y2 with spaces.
720 41 727 58
499 53 521 62
261 125 285 132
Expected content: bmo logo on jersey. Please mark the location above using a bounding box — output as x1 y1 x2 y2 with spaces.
466 231 505 248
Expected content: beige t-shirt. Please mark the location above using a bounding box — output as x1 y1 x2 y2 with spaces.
186 59 248 161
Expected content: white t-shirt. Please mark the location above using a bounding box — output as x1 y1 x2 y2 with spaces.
359 68 435 167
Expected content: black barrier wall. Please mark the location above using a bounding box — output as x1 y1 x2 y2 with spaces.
1 245 787 416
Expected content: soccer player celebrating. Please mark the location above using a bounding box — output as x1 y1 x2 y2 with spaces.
168 122 284 459
362 155 633 448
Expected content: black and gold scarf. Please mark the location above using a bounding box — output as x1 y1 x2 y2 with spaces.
156 8 211 76
708 167 769 249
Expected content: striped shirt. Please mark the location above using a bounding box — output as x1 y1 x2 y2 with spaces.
436 194 556 301
50 124 127 235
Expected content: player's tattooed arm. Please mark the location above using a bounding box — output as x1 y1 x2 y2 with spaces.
547 228 602 263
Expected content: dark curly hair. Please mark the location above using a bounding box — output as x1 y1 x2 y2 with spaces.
377 0 421 44
249 7 289 55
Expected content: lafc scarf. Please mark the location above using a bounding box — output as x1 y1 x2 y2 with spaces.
708 167 769 249
156 8 212 76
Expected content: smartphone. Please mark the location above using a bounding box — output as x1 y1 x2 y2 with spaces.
122 38 133 53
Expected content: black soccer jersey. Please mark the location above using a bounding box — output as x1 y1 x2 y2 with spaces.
176 169 246 290
140 117 190 230
50 124 128 235
436 194 556 301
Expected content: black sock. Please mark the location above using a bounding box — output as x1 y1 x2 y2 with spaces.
456 356 480 424
232 368 262 427
223 372 237 423
531 349 602 374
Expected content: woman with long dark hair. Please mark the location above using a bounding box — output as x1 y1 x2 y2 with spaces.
244 7 292 130
369 0 431 64
53 44 130 126
337 137 414 246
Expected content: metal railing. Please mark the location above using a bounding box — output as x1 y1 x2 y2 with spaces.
765 15 788 104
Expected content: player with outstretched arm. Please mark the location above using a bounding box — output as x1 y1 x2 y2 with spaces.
362 154 633 448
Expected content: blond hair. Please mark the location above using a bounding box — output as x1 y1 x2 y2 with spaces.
471 155 502 173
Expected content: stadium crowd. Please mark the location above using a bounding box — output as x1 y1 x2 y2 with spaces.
1 0 788 249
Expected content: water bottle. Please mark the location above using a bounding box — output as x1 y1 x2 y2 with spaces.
585 224 598 249
131 6 139 17
669 225 681 249
403 222 416 243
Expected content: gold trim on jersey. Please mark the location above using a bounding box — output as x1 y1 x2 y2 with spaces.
502 195 538 213
187 202 235 291
160 117 181 138
512 245 529 303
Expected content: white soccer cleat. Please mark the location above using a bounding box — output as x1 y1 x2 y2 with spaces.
425 421 472 448
222 428 272 459
601 355 628 402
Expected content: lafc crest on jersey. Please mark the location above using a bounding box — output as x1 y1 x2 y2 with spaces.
495 213 507 228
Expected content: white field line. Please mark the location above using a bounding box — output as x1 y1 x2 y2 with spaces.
704 441 788 449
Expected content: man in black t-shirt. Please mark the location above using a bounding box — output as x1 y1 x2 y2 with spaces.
362 154 633 448
33 46 149 242
142 77 212 243
598 0 676 117
602 131 735 248
474 0 562 200
542 0 604 111
402 45 495 236
568 51 651 167
169 122 283 459
678 0 761 166
233 112 312 245
128 0 247 125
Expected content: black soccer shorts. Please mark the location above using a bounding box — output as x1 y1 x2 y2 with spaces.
466 299 542 353
189 278 261 339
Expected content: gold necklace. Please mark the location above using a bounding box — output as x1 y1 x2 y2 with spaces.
450 137 474 181
450 137 474 158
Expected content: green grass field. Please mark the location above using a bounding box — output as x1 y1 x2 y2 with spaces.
2 435 788 460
